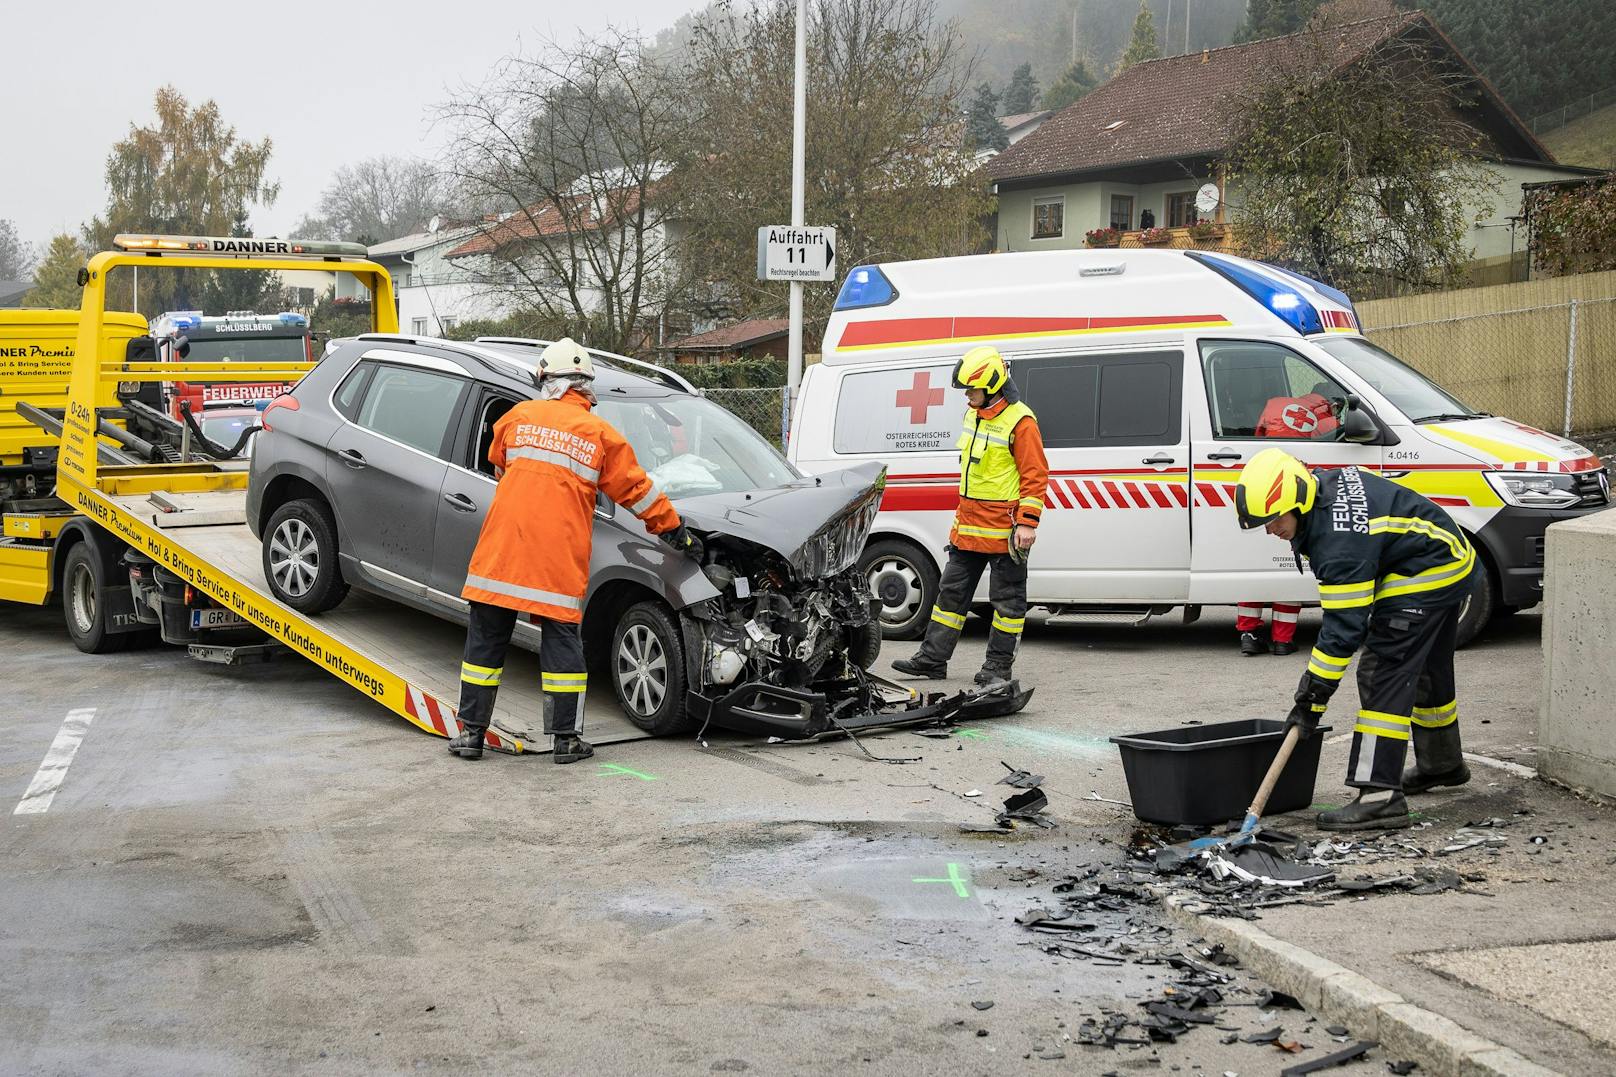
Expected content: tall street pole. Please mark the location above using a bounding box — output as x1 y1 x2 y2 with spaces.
787 0 807 415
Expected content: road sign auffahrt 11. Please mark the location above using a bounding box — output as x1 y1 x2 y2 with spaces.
757 225 837 282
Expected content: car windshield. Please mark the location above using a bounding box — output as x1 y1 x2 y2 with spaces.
1316 337 1477 423
182 335 308 363
595 393 798 498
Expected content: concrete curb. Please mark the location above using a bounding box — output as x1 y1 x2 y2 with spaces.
1160 894 1563 1077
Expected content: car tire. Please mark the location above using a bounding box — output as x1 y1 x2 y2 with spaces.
262 498 348 614
1455 552 1496 649
61 543 129 655
847 620 882 670
611 600 696 736
860 538 940 641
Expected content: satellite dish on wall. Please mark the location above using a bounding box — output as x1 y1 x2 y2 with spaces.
428 215 442 233
1195 183 1221 215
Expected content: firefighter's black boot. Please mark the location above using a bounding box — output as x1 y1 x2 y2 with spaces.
1240 630 1267 656
892 654 948 679
974 661 1013 687
1317 791 1411 831
553 734 594 765
1404 723 1470 794
447 726 486 760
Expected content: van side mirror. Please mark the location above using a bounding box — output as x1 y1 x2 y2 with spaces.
1340 395 1381 444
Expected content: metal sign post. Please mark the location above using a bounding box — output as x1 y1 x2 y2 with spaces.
787 0 808 440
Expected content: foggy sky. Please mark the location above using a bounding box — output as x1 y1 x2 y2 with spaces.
3 0 710 249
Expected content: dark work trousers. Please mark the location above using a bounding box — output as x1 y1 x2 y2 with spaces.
916 546 1028 669
1345 599 1462 790
458 601 588 737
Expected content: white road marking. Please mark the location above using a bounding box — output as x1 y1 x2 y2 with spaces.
13 708 97 816
1463 751 1537 780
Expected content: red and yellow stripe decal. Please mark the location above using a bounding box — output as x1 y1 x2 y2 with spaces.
836 314 1232 352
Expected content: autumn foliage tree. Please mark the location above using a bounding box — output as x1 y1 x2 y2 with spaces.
85 86 279 316
1223 27 1497 295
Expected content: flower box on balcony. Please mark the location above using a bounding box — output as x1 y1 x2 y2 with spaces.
1188 221 1226 244
1085 227 1121 248
1139 227 1174 245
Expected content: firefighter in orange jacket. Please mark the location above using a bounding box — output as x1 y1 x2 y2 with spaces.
892 345 1049 686
447 338 701 764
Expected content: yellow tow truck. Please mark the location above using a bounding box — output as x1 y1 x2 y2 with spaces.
0 235 643 755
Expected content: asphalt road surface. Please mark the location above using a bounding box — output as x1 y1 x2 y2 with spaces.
3 598 1553 1075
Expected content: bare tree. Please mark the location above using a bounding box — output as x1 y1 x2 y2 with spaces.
439 30 691 356
296 156 449 245
0 219 35 280
673 0 991 338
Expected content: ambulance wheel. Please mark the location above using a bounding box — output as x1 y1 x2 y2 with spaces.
1454 554 1496 649
860 539 939 641
611 600 695 736
263 499 348 614
62 543 128 655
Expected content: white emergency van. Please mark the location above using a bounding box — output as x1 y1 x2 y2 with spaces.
789 249 1612 647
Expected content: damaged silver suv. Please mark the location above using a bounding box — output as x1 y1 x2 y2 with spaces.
244 334 889 738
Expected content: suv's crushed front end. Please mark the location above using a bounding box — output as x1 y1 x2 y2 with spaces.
676 462 1030 740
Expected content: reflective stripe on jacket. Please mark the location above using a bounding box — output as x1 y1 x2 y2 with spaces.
950 397 1050 554
462 390 680 622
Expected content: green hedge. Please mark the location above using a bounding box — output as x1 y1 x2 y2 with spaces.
669 357 785 389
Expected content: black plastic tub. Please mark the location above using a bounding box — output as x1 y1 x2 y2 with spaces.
1109 719 1332 826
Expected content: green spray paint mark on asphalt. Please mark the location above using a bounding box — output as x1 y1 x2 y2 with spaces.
597 763 658 781
954 728 989 740
912 862 971 898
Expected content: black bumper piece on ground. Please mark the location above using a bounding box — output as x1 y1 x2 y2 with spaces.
689 674 1033 741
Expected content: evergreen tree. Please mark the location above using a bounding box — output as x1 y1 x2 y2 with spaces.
24 236 86 309
966 82 1008 150
1238 0 1322 42
1042 60 1100 111
1118 2 1162 69
1002 62 1039 114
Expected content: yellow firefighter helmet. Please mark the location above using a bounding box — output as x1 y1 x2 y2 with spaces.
1235 447 1318 529
952 345 1009 396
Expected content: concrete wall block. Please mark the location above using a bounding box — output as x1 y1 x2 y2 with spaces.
1540 512 1616 800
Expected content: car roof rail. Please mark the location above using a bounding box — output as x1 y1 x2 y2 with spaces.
353 332 538 383
474 337 697 394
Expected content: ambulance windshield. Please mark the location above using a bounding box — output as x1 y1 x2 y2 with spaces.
596 394 798 499
1316 337 1477 424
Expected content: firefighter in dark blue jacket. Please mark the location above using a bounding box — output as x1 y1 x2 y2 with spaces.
1234 448 1474 831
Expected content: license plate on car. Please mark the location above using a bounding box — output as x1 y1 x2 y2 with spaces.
191 608 248 630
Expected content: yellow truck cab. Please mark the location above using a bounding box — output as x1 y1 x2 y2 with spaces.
0 309 147 501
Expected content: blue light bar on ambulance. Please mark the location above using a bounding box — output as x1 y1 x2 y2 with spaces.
113 234 368 257
834 265 897 310
1188 251 1324 336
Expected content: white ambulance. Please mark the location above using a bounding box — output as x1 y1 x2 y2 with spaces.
788 249 1612 647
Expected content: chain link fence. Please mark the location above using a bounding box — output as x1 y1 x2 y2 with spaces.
1364 296 1616 438
701 386 790 449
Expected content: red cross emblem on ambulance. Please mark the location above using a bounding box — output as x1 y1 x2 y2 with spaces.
1282 403 1317 434
895 370 945 424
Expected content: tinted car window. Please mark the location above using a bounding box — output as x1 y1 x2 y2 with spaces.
353 364 467 458
333 362 373 420
1016 351 1182 448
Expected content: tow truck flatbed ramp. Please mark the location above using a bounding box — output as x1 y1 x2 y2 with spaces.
108 488 648 755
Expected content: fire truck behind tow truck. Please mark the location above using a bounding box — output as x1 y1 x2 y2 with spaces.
150 309 313 418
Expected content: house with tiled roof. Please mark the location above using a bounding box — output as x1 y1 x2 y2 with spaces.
662 317 789 365
983 12 1596 276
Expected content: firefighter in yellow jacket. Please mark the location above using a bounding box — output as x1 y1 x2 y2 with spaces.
447 338 701 764
892 345 1049 686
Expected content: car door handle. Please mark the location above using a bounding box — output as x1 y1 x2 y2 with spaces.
442 492 477 512
1142 453 1175 466
1206 450 1244 462
336 448 367 469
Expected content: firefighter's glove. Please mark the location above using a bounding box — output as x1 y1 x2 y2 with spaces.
1285 700 1325 736
663 524 705 563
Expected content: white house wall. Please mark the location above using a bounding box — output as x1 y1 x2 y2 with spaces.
996 176 1217 251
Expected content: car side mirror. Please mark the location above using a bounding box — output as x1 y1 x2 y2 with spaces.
1340 395 1381 444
